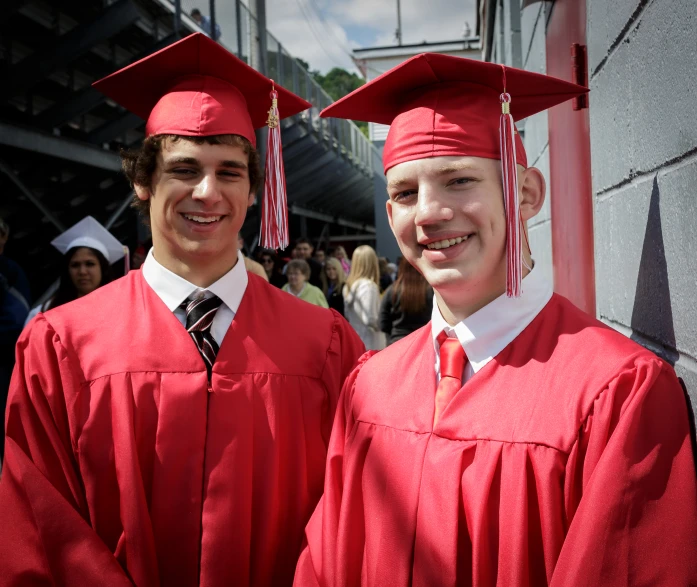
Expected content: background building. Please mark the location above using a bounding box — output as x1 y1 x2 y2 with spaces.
482 0 697 421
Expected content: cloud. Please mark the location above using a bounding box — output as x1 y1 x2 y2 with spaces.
256 0 477 74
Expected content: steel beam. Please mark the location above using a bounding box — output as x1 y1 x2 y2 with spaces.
5 0 141 98
87 112 143 145
289 205 375 233
0 159 65 232
0 121 121 171
36 34 179 129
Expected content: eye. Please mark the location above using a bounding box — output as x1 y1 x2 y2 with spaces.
172 168 196 176
391 189 417 202
449 177 474 187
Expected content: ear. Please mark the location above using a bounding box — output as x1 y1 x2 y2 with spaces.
247 191 255 208
518 166 546 222
134 183 151 202
385 198 395 233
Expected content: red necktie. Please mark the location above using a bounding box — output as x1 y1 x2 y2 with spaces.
434 331 467 427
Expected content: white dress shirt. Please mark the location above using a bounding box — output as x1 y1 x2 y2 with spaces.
431 263 553 383
142 248 248 346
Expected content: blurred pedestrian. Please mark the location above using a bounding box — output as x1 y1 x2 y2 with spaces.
322 257 346 316
333 245 351 275
260 249 287 288
282 259 328 308
293 237 323 288
190 8 221 40
25 216 124 325
378 256 393 292
343 245 385 350
314 249 326 265
237 234 268 282
380 258 433 345
0 216 31 461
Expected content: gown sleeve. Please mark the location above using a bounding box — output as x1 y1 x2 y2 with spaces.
295 350 377 587
318 311 366 447
0 316 132 586
552 356 697 585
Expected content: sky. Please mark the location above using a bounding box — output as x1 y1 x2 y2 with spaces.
255 0 477 75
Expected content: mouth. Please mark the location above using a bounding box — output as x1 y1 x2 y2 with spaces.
181 213 224 225
422 234 472 251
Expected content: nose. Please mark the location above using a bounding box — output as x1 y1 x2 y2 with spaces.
414 185 453 226
192 173 222 204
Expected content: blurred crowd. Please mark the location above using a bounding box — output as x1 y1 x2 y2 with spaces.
0 213 435 455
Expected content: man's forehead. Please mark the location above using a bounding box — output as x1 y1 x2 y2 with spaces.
386 155 494 182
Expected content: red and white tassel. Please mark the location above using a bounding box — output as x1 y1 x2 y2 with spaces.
499 89 522 297
260 84 289 250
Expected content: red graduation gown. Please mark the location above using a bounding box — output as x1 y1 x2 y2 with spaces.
295 293 697 586
0 271 365 586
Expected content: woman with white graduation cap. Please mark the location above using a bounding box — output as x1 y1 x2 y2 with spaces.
24 216 126 326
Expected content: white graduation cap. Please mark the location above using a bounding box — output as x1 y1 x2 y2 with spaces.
50 216 126 264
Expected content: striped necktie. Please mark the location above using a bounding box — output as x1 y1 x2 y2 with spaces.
434 330 467 427
182 294 223 379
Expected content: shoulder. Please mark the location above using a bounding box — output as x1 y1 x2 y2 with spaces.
243 256 268 281
358 323 431 376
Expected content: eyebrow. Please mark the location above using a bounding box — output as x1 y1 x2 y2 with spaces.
434 163 479 175
386 177 413 190
164 157 248 170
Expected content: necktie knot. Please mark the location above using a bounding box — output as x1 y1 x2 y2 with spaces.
183 294 223 333
437 331 466 381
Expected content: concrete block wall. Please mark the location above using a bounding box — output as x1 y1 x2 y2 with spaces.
520 0 553 283
588 0 697 407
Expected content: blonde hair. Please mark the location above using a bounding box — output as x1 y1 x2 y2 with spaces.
345 245 380 291
322 256 346 294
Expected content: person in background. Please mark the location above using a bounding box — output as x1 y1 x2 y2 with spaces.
322 257 346 317
343 245 385 350
380 257 433 345
131 243 148 270
283 259 329 309
0 216 31 462
333 245 351 275
24 216 124 326
387 261 398 282
314 249 326 265
190 8 221 40
260 249 287 289
293 237 323 288
378 256 393 293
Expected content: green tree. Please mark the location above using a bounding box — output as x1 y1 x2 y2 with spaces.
313 67 368 137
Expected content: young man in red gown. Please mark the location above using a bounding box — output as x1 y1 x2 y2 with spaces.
294 54 697 586
0 34 364 585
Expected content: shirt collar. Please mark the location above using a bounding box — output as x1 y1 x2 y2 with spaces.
431 263 553 373
142 248 248 313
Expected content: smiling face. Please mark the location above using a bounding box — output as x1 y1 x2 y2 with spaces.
69 247 103 296
386 155 544 320
134 138 253 285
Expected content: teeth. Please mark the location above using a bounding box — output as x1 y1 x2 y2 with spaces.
426 235 469 250
184 214 222 223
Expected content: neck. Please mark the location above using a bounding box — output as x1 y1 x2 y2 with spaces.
290 282 305 295
436 257 532 326
152 247 239 288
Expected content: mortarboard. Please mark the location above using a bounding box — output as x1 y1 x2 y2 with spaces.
93 33 312 250
320 53 588 296
51 216 125 265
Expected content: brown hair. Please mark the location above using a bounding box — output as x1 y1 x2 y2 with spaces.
120 134 261 222
392 257 430 314
286 258 311 279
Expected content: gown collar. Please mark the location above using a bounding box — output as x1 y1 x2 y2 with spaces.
431 262 553 374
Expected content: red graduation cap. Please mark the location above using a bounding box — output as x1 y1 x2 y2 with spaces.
320 53 588 297
93 32 312 249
